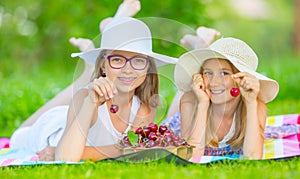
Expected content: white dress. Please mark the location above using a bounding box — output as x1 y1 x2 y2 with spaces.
10 96 140 153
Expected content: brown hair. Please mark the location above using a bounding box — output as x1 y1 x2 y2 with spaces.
91 50 159 108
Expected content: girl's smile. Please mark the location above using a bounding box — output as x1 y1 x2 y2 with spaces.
117 77 137 85
210 89 226 95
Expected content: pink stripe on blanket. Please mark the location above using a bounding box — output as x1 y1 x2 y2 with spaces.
283 135 300 157
298 132 300 150
283 114 300 125
1 158 15 166
30 156 39 161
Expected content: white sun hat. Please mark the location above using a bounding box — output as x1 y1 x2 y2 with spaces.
174 37 279 103
71 17 178 66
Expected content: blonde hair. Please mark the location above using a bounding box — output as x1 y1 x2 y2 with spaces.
91 50 159 108
200 58 265 149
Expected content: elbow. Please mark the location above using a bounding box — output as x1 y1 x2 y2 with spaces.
243 150 263 160
55 147 81 162
55 154 81 162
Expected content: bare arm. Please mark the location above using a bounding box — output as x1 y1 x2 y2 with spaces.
55 89 99 162
180 92 209 157
38 144 121 161
233 72 266 159
80 145 121 161
243 100 266 159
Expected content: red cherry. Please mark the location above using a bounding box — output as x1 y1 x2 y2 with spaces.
135 127 143 135
148 132 158 141
159 125 168 134
110 104 119 113
230 87 240 97
164 130 174 137
141 127 151 138
148 123 158 132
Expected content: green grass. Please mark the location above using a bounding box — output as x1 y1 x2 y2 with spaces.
1 55 300 177
1 158 300 178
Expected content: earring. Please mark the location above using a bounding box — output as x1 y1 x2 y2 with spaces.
101 72 106 77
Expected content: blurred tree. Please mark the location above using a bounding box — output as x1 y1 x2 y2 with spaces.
293 0 300 55
0 0 208 68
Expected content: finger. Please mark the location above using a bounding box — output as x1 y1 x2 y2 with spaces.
205 88 211 99
104 77 116 96
90 80 104 98
232 72 254 79
102 77 115 98
112 86 118 95
95 77 114 100
192 73 202 81
232 73 243 85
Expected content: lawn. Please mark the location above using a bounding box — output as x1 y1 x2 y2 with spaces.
0 157 300 178
0 54 300 177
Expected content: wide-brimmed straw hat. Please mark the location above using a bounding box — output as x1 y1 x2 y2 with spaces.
71 17 178 66
174 37 279 103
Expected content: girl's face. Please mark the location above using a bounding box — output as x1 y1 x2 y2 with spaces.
103 50 149 93
202 58 239 104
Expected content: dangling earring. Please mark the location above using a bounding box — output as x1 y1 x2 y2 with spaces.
101 72 106 77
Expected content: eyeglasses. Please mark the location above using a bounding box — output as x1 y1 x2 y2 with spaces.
106 54 149 70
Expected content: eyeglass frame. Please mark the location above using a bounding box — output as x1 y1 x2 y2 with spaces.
106 54 150 70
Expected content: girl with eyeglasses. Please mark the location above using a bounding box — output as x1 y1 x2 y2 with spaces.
9 17 177 162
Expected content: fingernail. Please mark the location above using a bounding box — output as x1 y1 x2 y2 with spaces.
113 89 118 94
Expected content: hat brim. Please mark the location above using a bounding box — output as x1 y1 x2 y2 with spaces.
71 48 178 66
174 49 279 103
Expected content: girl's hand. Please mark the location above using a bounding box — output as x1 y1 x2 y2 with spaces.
88 77 118 105
233 72 260 103
36 146 55 161
191 74 210 103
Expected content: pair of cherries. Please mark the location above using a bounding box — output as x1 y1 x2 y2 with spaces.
110 80 240 114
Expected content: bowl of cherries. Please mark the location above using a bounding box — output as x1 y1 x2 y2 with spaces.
118 123 194 160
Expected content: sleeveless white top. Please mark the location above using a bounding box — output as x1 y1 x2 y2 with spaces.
86 95 139 146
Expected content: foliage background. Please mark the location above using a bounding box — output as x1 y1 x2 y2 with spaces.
0 0 299 136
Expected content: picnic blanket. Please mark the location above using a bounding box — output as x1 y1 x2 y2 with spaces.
1 114 299 167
